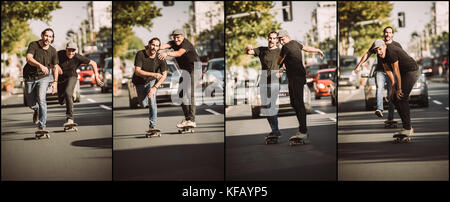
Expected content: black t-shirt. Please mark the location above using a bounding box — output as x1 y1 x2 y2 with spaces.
23 40 59 81
280 40 305 78
370 41 403 71
168 39 199 72
254 46 281 83
132 49 168 85
381 44 418 74
58 50 91 78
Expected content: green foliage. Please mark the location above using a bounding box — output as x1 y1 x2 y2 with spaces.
113 1 162 57
338 1 393 56
123 35 145 60
1 1 61 55
225 1 281 68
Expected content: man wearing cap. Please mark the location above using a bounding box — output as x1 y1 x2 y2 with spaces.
245 31 284 137
56 41 104 125
23 28 61 131
354 26 401 122
373 39 420 137
277 30 324 143
131 37 168 132
159 29 200 128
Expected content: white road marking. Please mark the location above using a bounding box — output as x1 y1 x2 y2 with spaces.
433 100 442 105
314 110 326 114
99 105 112 110
87 98 96 103
205 109 221 115
445 107 449 111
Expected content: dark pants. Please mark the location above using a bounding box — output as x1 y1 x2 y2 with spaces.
179 69 196 121
392 70 419 130
57 76 77 120
288 76 307 133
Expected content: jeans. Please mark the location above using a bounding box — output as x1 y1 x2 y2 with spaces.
136 80 157 128
260 81 280 133
57 76 77 120
375 71 395 120
392 70 420 130
288 76 307 134
25 75 52 128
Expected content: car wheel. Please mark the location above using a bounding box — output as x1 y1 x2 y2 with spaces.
251 107 260 119
421 95 429 107
128 81 138 109
331 96 336 106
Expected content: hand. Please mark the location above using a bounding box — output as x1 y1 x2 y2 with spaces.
276 71 283 78
56 65 63 75
396 88 403 100
318 50 324 57
158 52 168 60
51 82 57 95
153 73 163 80
148 87 157 98
96 77 104 87
353 67 359 74
40 65 49 75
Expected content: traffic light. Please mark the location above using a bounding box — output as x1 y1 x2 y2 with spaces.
398 12 405 28
282 1 293 22
163 1 174 6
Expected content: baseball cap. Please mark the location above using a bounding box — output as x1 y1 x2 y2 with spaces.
66 41 77 49
371 39 385 51
277 30 289 38
171 29 185 36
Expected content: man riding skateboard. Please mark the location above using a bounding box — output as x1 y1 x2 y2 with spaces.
56 41 104 127
23 28 61 132
245 31 284 141
131 37 168 133
159 29 200 129
372 39 420 139
354 26 400 126
276 30 324 144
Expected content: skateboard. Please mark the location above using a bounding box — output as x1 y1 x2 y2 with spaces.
393 133 411 143
145 128 161 138
384 120 398 128
64 123 78 132
35 129 50 139
288 136 308 146
178 126 195 134
264 135 279 144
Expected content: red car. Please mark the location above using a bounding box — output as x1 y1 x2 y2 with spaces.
77 64 97 86
314 68 335 99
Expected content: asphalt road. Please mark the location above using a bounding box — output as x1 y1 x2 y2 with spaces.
338 79 449 181
113 88 224 180
1 85 112 181
226 87 336 181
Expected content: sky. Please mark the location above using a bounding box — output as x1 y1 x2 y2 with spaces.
28 1 89 50
133 1 191 45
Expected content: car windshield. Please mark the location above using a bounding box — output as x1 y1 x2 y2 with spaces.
422 58 432 66
319 71 334 80
308 65 320 75
340 57 357 70
209 60 224 71
79 65 92 71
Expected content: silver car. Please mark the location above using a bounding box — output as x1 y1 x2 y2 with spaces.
339 55 361 89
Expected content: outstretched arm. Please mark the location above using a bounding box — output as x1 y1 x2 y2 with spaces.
89 60 104 87
354 51 372 73
302 46 324 57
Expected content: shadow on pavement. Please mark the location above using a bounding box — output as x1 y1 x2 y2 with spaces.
71 137 112 149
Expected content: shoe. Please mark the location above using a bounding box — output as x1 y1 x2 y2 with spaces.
289 131 310 143
398 127 414 136
185 120 196 128
273 131 282 137
33 110 39 124
176 120 188 128
375 109 383 117
66 118 74 125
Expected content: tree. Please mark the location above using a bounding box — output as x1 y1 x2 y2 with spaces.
1 1 61 55
226 1 281 68
123 35 145 60
113 1 162 57
338 1 393 56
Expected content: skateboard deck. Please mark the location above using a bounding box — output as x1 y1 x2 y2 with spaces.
63 123 78 132
35 130 50 139
288 136 308 146
145 129 161 138
178 126 195 134
393 133 411 143
264 135 279 144
384 120 398 128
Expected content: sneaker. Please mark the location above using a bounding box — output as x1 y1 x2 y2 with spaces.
273 131 282 137
398 127 414 136
176 120 188 128
33 110 39 124
66 118 74 125
185 120 197 128
375 109 383 118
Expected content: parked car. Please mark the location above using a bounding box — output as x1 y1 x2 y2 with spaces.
84 52 106 69
128 60 181 108
330 68 337 106
202 57 225 92
101 57 113 93
418 57 434 76
339 55 360 89
363 68 429 110
77 64 97 86
313 68 335 99
250 71 312 119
